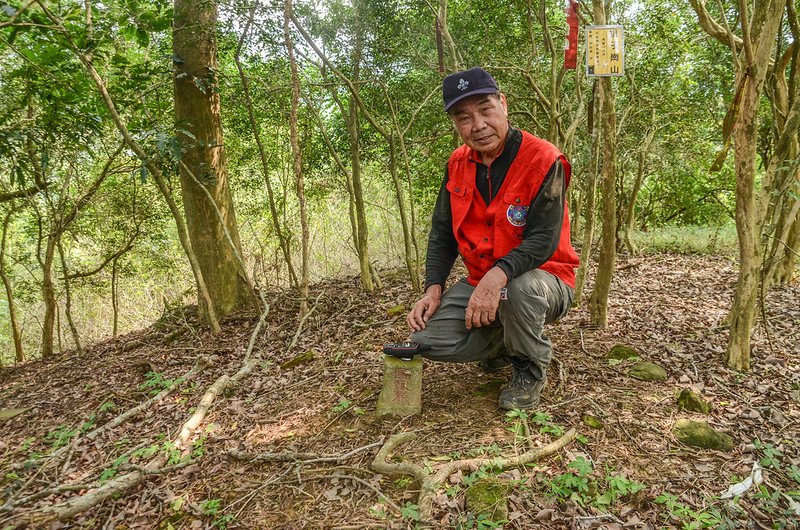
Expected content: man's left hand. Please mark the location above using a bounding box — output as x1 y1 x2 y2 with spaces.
466 267 508 329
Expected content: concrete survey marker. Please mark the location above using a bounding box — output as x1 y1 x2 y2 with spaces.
376 355 422 416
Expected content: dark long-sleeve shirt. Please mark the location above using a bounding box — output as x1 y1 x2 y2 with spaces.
424 127 566 291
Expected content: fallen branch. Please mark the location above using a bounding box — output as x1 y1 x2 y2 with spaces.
371 428 576 523
3 483 94 511
5 303 270 528
11 358 209 478
88 359 209 442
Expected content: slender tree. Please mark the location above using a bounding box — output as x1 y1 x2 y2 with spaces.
0 206 24 363
587 0 619 327
284 0 311 316
690 0 790 369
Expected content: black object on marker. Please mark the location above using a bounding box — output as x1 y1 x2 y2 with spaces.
382 341 430 361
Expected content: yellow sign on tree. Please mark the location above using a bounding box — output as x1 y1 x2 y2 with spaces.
586 25 624 77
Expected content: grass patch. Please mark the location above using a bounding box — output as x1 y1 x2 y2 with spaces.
631 225 737 255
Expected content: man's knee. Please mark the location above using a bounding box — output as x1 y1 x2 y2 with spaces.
410 328 430 345
503 270 572 323
506 270 551 301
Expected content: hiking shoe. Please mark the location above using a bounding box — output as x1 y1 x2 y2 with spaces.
478 356 510 373
498 367 546 410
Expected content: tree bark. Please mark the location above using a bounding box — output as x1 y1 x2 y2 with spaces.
723 1 787 370
587 0 618 327
1 207 24 363
772 209 799 285
574 84 601 305
173 0 256 320
56 239 82 354
346 18 374 292
111 256 119 339
39 216 58 358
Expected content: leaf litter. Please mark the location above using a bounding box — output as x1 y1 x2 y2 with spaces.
0 254 797 528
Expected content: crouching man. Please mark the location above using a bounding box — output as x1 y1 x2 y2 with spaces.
408 67 579 410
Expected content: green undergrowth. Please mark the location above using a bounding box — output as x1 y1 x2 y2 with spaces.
631 225 737 255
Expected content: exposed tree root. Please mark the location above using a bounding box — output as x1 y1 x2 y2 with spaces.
371 428 577 523
3 305 270 528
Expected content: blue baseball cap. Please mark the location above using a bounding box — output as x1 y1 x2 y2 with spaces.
442 67 499 112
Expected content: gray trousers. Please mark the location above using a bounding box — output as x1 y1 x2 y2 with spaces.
411 269 574 380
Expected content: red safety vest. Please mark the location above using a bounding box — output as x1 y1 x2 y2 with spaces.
446 131 580 287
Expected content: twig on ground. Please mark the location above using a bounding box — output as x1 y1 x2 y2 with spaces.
227 439 383 466
552 357 565 395
230 465 295 519
8 482 95 508
287 292 322 351
318 473 403 515
576 512 625 525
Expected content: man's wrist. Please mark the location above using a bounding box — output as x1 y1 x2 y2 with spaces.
486 266 508 288
425 284 443 298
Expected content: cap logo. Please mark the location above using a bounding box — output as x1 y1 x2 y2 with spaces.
457 78 469 91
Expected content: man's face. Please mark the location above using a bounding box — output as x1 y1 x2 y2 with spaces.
449 93 509 158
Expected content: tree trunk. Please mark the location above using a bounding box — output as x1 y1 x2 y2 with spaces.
1 208 24 363
388 137 422 292
173 0 255 321
112 255 120 339
725 1 787 370
587 0 618 327
41 231 58 358
773 208 800 285
57 239 82 354
574 87 601 305
347 30 374 292
284 0 310 317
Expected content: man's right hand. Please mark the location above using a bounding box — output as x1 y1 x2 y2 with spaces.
407 284 442 332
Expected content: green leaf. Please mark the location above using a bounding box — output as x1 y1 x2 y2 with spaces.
567 456 593 477
151 14 172 32
99 467 118 482
139 165 148 182
111 53 130 66
135 27 150 47
400 502 420 521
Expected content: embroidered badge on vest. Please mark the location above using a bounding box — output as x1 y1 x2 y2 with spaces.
506 205 529 226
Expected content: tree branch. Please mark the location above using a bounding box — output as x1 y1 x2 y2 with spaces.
0 176 48 203
689 0 743 50
0 0 37 28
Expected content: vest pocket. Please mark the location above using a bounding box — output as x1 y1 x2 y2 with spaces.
446 179 468 198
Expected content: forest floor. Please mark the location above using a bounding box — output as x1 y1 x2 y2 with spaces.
0 254 799 529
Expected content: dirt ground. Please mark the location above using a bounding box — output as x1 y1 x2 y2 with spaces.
1 254 798 529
